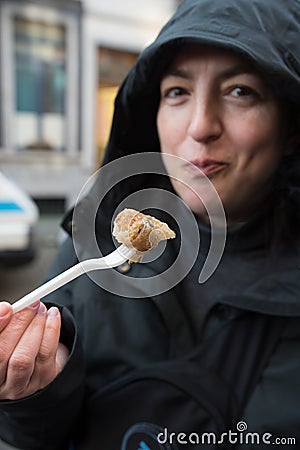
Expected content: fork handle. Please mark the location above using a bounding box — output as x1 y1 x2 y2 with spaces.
11 245 134 314
12 263 86 314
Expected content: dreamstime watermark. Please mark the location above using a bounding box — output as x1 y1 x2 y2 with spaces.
157 421 297 446
72 152 227 297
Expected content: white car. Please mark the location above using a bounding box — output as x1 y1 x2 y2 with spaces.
0 171 39 265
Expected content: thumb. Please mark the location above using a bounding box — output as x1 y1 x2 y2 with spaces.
56 342 70 372
0 302 13 331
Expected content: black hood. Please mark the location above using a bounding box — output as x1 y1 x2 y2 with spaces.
64 0 300 317
68 0 300 239
106 0 300 158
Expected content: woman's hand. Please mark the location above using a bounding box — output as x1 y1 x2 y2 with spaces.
0 301 69 400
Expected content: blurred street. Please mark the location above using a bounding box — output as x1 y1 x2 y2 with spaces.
0 212 63 304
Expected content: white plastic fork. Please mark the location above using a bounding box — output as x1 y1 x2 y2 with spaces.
12 244 136 314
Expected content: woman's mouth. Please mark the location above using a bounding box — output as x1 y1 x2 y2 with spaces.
186 159 228 177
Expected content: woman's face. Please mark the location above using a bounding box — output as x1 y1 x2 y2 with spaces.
157 45 289 224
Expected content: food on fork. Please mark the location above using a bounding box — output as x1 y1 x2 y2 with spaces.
113 208 176 253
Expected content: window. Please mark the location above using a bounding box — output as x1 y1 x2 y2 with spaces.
96 47 138 163
14 17 66 151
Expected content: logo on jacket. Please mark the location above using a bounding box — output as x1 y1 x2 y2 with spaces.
121 422 178 450
138 442 151 450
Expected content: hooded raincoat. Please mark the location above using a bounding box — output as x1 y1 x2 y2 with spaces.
1 0 300 449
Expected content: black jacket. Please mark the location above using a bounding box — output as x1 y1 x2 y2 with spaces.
1 0 300 449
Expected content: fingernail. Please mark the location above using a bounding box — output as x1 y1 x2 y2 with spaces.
0 302 11 317
28 301 40 310
37 303 47 315
47 307 59 318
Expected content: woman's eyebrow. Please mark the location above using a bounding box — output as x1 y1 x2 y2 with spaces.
162 67 193 80
217 64 257 81
162 64 257 81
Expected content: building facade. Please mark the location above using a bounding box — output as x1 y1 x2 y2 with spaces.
0 0 176 205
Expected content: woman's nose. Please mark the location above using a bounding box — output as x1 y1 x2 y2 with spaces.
187 96 222 143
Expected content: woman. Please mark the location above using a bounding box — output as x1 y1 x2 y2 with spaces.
0 0 299 448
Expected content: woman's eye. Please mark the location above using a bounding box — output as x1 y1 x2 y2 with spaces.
231 85 259 98
164 86 187 98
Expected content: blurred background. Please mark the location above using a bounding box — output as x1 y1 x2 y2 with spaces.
0 1 181 448
0 0 180 305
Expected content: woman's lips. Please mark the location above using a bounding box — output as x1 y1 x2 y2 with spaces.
186 159 228 176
